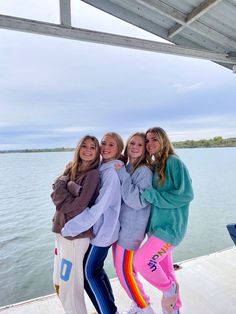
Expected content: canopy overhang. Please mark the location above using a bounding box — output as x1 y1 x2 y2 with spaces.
0 0 236 72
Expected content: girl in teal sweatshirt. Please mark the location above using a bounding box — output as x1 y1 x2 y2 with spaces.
134 127 194 314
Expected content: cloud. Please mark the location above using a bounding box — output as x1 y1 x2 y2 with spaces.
0 0 58 22
173 82 203 93
52 127 99 133
0 1 236 150
169 127 236 141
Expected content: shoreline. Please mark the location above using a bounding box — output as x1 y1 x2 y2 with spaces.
1 143 236 154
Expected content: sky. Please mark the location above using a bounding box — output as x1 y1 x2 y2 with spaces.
0 0 236 150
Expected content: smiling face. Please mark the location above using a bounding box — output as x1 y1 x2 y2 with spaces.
100 135 119 162
79 138 97 163
145 132 161 156
127 135 145 163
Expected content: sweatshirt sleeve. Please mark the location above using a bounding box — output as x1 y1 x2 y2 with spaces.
67 181 82 196
51 176 70 207
117 166 152 210
142 159 194 209
61 169 121 237
57 170 100 215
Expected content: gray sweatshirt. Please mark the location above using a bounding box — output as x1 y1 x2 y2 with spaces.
117 164 153 250
61 160 122 247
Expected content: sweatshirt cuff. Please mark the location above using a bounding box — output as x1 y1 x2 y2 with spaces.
52 179 67 191
142 187 153 202
61 226 71 237
67 181 82 196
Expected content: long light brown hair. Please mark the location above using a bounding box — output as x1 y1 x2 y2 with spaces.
124 132 149 173
63 135 100 181
146 127 175 185
101 132 125 162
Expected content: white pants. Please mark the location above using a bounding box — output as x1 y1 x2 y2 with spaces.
53 234 90 314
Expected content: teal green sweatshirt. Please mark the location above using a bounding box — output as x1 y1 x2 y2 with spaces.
142 155 194 246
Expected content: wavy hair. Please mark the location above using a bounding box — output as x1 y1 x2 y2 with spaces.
63 135 100 181
146 127 175 185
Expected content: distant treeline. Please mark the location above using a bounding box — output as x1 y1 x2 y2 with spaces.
173 137 236 148
1 137 236 153
0 147 75 154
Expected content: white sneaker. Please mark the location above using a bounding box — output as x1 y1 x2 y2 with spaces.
122 302 139 314
162 282 179 314
137 305 156 314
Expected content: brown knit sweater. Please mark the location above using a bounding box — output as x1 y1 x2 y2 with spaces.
51 168 100 240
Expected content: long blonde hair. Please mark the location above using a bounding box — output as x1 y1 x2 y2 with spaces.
101 132 125 162
63 135 100 181
146 127 175 185
124 132 149 173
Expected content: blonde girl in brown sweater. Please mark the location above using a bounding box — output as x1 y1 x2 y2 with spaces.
51 135 100 314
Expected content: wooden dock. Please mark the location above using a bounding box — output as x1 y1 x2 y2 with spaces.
1 247 236 314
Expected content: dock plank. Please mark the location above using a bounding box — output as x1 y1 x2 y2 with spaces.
1 248 236 314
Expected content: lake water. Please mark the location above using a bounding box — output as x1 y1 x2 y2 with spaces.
0 148 235 307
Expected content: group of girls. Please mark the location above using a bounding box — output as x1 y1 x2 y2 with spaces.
51 127 194 314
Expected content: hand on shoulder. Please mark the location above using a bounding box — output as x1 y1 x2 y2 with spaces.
114 163 123 170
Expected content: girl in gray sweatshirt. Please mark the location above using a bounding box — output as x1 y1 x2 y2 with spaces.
113 132 155 314
62 132 124 314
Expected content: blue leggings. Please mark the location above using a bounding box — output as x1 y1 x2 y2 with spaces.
83 244 117 314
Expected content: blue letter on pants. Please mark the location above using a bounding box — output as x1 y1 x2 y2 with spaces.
60 258 72 281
